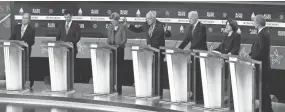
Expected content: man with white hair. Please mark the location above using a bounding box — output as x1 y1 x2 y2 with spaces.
178 11 207 103
249 14 273 112
124 10 171 97
10 12 35 88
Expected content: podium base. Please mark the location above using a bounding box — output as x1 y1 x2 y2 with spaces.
82 92 118 97
192 105 230 111
41 89 75 95
124 94 160 100
159 99 195 105
0 89 30 94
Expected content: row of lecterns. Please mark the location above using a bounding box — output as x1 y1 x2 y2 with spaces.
0 40 263 112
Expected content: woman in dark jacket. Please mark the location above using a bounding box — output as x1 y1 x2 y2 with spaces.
107 12 127 94
214 19 241 55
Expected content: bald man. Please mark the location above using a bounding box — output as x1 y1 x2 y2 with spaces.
178 11 207 103
10 13 35 88
124 11 171 96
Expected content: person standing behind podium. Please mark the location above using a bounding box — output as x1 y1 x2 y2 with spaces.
55 10 81 83
123 11 171 96
56 9 81 57
214 19 241 55
249 15 273 112
178 11 207 103
9 13 35 88
107 12 127 95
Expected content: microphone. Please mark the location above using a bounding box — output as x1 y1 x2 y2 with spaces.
139 36 143 45
173 39 180 48
238 39 247 55
209 41 215 51
97 37 101 45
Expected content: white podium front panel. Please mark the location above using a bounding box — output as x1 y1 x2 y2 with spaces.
132 50 154 97
90 48 111 94
4 46 23 90
229 62 254 112
48 47 68 91
199 55 224 108
166 53 189 102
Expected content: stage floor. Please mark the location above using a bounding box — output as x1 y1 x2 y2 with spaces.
0 81 283 112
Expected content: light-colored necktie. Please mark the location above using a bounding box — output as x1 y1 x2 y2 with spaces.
21 25 26 38
149 25 154 37
191 25 196 36
65 22 70 35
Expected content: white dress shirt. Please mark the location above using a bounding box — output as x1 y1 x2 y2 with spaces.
21 24 28 38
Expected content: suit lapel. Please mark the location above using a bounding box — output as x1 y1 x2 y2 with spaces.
21 24 29 40
192 22 200 36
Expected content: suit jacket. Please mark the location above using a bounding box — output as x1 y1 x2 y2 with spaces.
178 22 207 50
56 21 81 56
249 27 271 76
128 20 171 49
107 23 127 47
9 24 35 56
214 32 241 55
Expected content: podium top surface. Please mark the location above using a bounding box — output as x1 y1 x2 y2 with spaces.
222 54 262 65
84 42 118 50
0 40 28 48
192 49 228 59
42 41 73 48
127 43 159 52
160 46 192 54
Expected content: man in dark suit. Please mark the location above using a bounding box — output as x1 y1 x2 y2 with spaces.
178 11 207 103
249 15 273 112
56 10 81 56
9 13 35 88
55 10 81 84
124 11 171 96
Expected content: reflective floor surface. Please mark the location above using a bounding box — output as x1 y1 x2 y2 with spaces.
0 81 283 112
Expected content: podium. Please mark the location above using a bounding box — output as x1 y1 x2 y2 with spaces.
0 40 29 93
126 44 160 98
160 47 193 103
192 50 229 110
42 41 74 93
83 42 118 96
226 55 262 112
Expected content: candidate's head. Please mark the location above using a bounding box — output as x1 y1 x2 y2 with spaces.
188 11 199 25
109 12 120 26
64 10 73 22
225 19 239 33
146 11 156 25
22 13 31 25
253 14 266 29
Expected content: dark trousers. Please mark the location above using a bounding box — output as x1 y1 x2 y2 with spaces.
259 66 273 112
116 47 125 94
192 56 203 102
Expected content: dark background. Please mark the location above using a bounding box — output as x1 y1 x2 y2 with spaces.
6 1 285 103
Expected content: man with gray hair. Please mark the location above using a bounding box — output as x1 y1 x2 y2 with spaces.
249 14 273 112
10 12 35 88
178 11 207 103
123 10 171 97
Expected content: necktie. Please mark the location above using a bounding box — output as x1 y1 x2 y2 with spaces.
65 22 70 35
191 25 196 36
21 25 26 38
149 25 154 37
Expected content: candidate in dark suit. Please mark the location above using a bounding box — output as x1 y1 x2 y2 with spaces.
56 10 81 57
124 11 171 96
9 13 35 88
178 11 207 102
107 12 127 94
214 19 241 55
249 15 273 112
56 10 81 83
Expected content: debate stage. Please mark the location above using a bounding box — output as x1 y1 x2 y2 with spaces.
0 81 283 112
